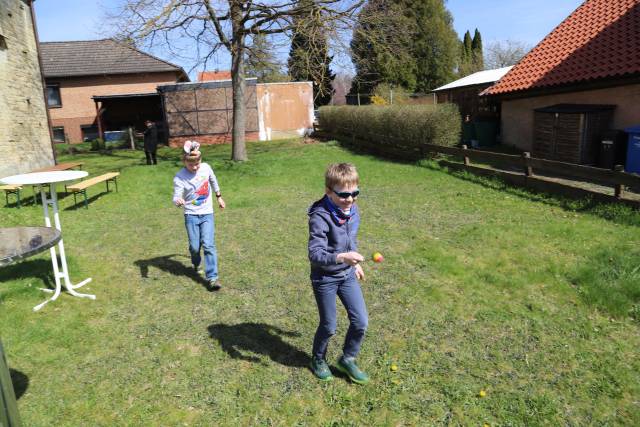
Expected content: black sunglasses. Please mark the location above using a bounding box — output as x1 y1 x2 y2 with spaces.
332 189 360 199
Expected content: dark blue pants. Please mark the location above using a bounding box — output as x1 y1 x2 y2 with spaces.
312 271 368 360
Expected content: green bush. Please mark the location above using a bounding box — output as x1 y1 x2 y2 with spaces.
54 141 92 156
372 83 411 105
318 104 460 159
91 138 106 151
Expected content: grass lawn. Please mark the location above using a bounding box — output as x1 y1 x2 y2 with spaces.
1 139 639 426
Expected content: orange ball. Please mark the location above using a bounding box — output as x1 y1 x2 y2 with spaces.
372 252 384 263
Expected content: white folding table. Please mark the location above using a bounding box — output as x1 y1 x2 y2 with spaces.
0 171 95 311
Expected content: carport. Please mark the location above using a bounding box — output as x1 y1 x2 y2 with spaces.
92 93 165 141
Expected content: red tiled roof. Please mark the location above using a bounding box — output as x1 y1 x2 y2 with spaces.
198 71 232 81
483 0 640 96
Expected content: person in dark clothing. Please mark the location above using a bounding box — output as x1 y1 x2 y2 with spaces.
143 120 158 165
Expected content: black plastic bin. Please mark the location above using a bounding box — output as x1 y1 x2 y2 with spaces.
598 130 627 169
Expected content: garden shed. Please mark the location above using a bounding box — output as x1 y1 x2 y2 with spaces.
533 104 614 165
158 79 259 145
157 79 314 146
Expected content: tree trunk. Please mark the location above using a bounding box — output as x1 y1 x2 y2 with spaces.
230 3 248 161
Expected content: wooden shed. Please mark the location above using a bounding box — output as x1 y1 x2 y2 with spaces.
533 104 615 165
158 79 259 144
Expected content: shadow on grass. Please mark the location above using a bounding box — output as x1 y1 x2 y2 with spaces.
0 259 53 290
10 368 29 400
134 254 209 289
64 192 114 211
207 323 308 367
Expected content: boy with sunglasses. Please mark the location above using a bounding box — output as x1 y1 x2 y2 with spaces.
307 163 369 384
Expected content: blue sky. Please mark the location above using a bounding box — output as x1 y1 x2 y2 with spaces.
34 0 585 75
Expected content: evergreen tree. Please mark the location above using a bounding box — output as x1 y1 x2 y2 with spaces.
288 0 335 107
349 0 417 97
350 0 458 96
458 30 473 77
471 28 484 71
406 0 459 92
245 34 289 83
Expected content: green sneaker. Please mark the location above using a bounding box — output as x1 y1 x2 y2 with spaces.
336 356 369 384
310 357 333 381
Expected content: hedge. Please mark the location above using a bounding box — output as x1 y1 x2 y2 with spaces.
318 104 461 159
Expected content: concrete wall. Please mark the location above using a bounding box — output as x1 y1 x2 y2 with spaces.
47 71 179 143
257 82 314 140
501 83 640 151
0 0 55 178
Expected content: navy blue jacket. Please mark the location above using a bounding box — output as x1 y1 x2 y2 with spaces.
308 195 360 281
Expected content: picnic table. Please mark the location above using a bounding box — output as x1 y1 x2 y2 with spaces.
32 162 83 172
1 163 84 207
0 171 95 311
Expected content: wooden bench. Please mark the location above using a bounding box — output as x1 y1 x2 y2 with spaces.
66 173 120 209
33 161 83 172
0 185 22 208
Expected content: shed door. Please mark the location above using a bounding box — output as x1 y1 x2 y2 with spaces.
533 112 583 163
533 112 554 159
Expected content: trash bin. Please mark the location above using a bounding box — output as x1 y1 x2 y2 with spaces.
624 125 640 173
598 129 627 169
473 120 498 147
461 121 476 144
600 140 615 169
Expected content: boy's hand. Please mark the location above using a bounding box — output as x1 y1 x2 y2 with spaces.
337 251 364 266
175 198 185 207
355 264 365 281
217 197 226 209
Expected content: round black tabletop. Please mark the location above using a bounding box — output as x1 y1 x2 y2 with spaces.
0 227 61 267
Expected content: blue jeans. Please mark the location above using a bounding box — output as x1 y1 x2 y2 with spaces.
312 271 368 360
184 214 218 281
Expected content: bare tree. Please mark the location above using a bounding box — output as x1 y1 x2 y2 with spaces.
331 72 352 105
108 0 362 161
484 39 532 69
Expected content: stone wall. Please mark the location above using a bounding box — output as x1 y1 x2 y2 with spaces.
0 0 54 178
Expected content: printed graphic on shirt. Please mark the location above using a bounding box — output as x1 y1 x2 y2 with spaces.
190 179 210 206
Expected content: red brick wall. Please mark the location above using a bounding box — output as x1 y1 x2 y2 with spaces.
168 132 260 148
47 72 181 143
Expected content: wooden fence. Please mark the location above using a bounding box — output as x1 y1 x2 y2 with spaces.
317 127 640 207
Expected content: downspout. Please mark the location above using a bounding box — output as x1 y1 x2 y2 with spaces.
30 0 57 163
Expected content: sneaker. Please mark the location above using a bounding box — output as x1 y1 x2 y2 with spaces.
336 356 369 384
310 357 333 381
208 279 222 291
193 265 202 275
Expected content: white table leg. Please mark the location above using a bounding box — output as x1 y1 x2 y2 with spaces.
33 184 94 312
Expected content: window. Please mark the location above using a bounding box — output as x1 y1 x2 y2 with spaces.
52 127 65 143
81 125 99 142
46 84 62 107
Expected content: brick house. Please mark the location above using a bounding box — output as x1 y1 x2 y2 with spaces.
0 0 55 177
482 0 640 161
198 70 232 81
40 39 188 143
